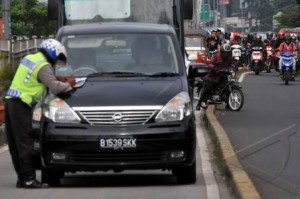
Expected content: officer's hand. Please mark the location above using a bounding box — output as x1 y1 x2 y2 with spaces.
56 76 67 82
65 77 76 88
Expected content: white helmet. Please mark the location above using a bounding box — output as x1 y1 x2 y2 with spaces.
40 39 67 62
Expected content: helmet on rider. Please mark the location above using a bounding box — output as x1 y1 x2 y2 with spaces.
233 32 240 39
255 35 261 41
277 30 285 38
290 34 297 41
220 43 232 59
266 31 273 39
40 39 67 65
284 35 292 44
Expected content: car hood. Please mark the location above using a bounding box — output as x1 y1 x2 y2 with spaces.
61 77 183 107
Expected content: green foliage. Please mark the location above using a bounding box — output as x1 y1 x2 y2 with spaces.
11 0 57 37
274 5 300 28
0 63 16 104
248 0 275 31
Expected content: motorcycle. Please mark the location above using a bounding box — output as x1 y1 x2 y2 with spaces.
231 44 242 67
251 46 264 75
264 44 274 73
197 68 244 111
281 52 295 85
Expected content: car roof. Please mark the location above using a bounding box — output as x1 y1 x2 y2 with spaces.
57 22 175 36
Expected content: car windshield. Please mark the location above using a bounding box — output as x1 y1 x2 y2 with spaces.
56 34 180 77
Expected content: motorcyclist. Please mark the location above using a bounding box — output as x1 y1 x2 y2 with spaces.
263 32 275 47
231 32 242 45
277 35 298 76
196 43 234 110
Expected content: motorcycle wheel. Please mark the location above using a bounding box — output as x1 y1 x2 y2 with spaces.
254 63 260 75
284 72 290 85
227 88 244 111
266 61 271 73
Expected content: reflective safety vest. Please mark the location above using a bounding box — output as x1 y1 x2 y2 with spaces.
6 52 50 107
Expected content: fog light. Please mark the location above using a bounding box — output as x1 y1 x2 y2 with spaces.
170 151 185 159
52 153 66 161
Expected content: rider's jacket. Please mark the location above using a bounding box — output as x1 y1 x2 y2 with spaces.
278 42 297 54
207 52 234 83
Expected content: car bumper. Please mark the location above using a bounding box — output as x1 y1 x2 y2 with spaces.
41 118 196 172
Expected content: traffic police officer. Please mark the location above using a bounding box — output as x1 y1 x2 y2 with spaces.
5 39 76 188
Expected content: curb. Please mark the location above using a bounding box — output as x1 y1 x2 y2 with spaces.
205 105 261 199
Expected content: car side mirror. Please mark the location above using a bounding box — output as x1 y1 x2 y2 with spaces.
188 54 197 61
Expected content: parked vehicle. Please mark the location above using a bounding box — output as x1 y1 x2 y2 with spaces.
196 68 244 111
264 44 274 73
32 23 197 186
281 52 295 85
251 46 264 75
231 44 242 67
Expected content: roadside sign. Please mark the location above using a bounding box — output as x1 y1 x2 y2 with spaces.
200 4 210 22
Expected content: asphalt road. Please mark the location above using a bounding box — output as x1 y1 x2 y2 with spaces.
216 71 300 199
0 111 233 199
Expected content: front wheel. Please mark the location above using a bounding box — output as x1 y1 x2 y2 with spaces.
284 71 290 85
41 168 63 187
227 88 244 111
172 161 196 184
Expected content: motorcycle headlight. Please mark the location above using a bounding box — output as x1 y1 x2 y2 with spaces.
155 92 193 122
43 95 81 123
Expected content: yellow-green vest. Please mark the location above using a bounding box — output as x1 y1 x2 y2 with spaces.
6 52 50 107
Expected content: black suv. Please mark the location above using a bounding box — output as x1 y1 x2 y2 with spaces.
33 22 196 186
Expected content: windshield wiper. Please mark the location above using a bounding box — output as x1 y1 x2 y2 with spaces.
148 72 179 77
87 71 147 78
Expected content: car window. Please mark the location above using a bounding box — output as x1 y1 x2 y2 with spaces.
57 34 179 77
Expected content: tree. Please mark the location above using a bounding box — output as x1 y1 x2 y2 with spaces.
10 0 56 37
274 5 300 28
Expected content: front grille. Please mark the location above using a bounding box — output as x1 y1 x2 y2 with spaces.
73 106 162 126
69 152 168 163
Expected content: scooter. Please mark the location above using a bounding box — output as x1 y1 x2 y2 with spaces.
281 52 295 85
251 46 264 75
231 44 242 67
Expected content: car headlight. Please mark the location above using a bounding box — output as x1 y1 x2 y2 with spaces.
44 95 81 123
155 92 193 122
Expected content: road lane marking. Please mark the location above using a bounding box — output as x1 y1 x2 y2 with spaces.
196 111 220 199
0 145 8 154
238 71 252 83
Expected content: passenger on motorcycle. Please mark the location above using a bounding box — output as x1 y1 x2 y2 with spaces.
196 43 234 110
277 35 298 76
206 30 221 58
274 30 285 49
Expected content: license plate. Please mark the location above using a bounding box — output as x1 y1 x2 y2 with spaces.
100 138 137 149
197 68 208 73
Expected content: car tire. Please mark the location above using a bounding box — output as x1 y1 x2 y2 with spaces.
41 168 63 187
172 161 196 184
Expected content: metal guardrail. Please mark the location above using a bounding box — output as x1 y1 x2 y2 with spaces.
0 39 44 66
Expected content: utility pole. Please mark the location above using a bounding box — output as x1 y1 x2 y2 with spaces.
2 0 11 40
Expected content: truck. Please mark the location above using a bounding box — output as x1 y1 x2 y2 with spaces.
32 0 197 186
48 0 193 55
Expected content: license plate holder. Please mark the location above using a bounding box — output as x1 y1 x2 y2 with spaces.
100 137 137 150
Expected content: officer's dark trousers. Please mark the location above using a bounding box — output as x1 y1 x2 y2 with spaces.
5 98 35 182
